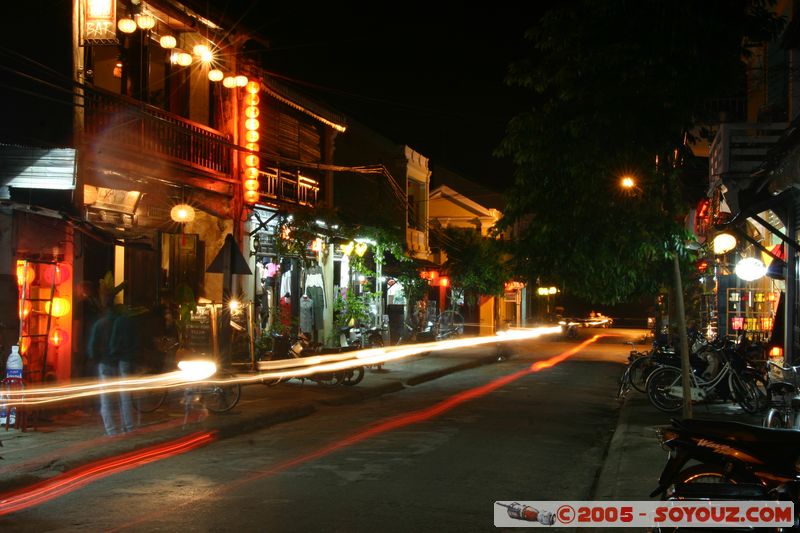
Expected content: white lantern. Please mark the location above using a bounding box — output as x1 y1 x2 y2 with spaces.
159 35 177 49
735 257 767 281
135 13 155 30
170 204 195 223
712 233 737 255
235 75 248 87
176 52 192 67
222 76 237 88
117 17 137 34
208 69 224 82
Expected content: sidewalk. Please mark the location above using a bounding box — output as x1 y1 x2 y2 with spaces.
593 391 764 501
0 345 504 493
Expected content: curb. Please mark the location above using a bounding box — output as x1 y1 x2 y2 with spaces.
404 354 500 386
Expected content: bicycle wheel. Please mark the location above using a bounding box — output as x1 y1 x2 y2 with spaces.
728 372 760 414
628 355 653 393
205 371 242 414
763 407 788 428
132 387 168 413
617 365 632 399
646 366 684 413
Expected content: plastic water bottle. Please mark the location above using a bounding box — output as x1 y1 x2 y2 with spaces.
5 345 23 426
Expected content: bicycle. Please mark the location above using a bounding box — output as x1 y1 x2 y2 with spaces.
763 360 800 429
646 347 761 414
132 363 242 415
617 342 654 398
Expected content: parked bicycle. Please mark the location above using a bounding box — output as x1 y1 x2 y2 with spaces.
763 360 800 429
132 350 242 415
646 344 761 413
617 342 653 398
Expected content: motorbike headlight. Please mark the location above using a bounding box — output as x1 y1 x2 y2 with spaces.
177 359 217 381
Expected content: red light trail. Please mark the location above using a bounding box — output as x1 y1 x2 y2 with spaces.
0 431 216 516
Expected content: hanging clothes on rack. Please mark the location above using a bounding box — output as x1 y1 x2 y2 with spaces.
299 293 314 335
304 265 326 332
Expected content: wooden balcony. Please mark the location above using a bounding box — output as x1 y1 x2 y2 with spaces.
83 87 231 177
259 166 319 207
709 122 788 180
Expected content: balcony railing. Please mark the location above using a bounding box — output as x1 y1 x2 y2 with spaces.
259 166 319 207
83 87 231 176
709 122 788 180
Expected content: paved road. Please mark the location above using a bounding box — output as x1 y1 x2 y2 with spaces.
0 331 637 532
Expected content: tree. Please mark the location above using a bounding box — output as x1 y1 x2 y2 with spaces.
438 227 509 301
497 0 783 304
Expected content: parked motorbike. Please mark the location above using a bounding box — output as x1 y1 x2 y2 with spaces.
260 332 365 386
651 417 800 530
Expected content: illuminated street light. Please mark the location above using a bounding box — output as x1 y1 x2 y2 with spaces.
620 175 636 189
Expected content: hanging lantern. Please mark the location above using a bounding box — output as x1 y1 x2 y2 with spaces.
222 76 237 89
159 35 177 49
245 130 260 143
246 81 260 94
712 233 737 255
244 106 260 119
18 300 31 320
117 17 137 34
235 75 248 87
193 43 210 57
16 262 35 287
244 167 259 180
311 238 323 253
208 69 224 82
244 154 259 168
244 179 260 191
135 13 155 30
244 93 260 106
245 143 259 153
735 257 767 281
46 297 72 318
340 241 355 256
244 190 259 203
170 204 196 223
245 118 259 131
49 328 70 347
43 264 71 286
176 52 193 67
354 242 368 257
439 277 450 287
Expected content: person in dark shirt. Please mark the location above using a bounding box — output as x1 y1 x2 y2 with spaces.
88 301 137 436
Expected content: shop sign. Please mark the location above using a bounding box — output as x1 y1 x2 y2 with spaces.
186 305 213 354
82 0 118 45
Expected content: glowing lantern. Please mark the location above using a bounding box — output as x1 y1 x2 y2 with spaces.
245 93 260 106
46 297 72 318
176 52 193 67
18 300 31 320
159 35 177 49
244 106 260 119
245 130 260 143
49 328 69 347
245 118 260 131
222 76 237 89
193 44 210 57
244 190 259 204
712 233 737 255
208 69 224 82
170 204 196 223
43 264 71 286
354 242 368 257
245 143 259 153
735 257 767 281
244 167 259 180
117 17 136 34
246 81 260 94
439 277 450 287
135 13 155 30
731 316 745 331
340 241 355 256
311 238 323 252
244 179 260 191
235 75 248 87
19 336 30 355
244 154 259 168
16 263 35 287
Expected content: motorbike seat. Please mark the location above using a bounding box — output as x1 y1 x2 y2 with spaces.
675 418 800 446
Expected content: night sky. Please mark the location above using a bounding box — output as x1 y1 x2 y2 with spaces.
218 2 543 192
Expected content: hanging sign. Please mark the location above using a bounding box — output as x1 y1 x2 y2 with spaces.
82 0 118 45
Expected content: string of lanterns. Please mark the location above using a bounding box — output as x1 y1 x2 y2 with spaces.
243 81 261 204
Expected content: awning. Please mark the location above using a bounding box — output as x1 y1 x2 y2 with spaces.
0 145 76 196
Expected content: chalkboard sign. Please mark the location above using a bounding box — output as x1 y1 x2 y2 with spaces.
186 305 213 354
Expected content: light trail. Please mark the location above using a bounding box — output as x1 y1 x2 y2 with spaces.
227 335 606 487
2 326 563 407
0 431 216 516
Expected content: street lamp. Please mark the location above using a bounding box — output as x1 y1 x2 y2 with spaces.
620 175 636 189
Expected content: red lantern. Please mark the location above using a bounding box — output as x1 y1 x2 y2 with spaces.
43 264 71 286
16 262 35 287
439 277 450 287
18 300 31 320
19 335 31 355
731 316 744 331
48 328 69 347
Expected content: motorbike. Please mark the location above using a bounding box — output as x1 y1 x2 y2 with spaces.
260 332 365 386
651 417 800 530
